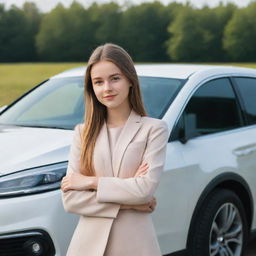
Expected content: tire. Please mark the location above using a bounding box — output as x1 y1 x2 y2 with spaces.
188 188 248 256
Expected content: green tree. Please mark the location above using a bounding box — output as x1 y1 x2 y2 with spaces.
119 2 170 62
223 2 256 61
166 7 202 61
165 2 186 23
88 2 122 46
36 2 95 61
212 3 237 61
166 3 236 62
0 3 40 61
22 2 41 61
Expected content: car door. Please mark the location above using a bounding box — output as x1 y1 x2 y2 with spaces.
232 77 256 230
163 77 255 255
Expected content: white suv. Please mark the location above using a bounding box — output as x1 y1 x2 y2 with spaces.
0 64 255 256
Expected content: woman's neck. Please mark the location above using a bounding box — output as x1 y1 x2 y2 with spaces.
106 107 131 127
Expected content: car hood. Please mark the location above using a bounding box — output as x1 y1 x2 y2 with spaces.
0 124 73 176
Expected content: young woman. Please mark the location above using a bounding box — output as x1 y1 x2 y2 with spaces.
61 43 169 256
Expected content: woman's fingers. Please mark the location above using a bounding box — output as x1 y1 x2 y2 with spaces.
140 162 147 167
134 170 148 177
137 162 148 171
134 162 149 177
150 199 156 209
135 167 146 176
140 162 148 169
136 199 155 212
138 168 149 176
61 176 71 192
134 205 150 212
62 184 71 192
143 203 154 212
122 198 156 213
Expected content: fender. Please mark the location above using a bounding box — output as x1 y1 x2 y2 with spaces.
186 172 254 249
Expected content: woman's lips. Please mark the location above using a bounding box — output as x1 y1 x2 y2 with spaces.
104 95 116 100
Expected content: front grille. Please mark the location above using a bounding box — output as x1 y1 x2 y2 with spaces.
0 230 55 256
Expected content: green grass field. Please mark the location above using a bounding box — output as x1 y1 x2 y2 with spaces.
0 62 256 106
0 63 84 106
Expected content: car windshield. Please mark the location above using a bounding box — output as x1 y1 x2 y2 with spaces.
0 76 185 130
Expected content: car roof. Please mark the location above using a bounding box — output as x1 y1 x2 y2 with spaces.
51 64 256 80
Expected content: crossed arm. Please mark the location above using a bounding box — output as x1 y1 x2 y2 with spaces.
61 162 155 213
61 121 168 218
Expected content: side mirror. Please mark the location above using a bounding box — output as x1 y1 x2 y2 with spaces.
178 113 197 144
0 105 7 113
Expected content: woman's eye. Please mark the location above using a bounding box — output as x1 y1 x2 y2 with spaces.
94 80 102 85
112 76 120 81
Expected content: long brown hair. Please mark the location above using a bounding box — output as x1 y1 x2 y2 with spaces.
80 43 147 176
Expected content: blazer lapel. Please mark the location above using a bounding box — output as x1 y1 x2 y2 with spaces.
112 109 142 177
94 121 114 177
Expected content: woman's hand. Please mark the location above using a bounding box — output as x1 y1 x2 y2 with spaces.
120 197 157 213
134 162 149 177
61 171 98 192
120 162 156 213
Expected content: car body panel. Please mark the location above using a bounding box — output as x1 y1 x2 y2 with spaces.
0 190 78 255
0 125 72 175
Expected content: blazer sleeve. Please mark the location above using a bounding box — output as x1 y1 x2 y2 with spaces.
61 124 120 218
96 120 169 205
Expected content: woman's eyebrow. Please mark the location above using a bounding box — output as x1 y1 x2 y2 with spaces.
92 73 121 81
92 77 102 81
109 73 122 77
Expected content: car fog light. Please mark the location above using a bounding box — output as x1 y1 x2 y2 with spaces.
24 239 44 255
32 242 41 253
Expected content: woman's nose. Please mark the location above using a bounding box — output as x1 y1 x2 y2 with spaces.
103 80 112 91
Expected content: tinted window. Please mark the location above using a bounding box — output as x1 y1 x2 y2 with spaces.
234 77 256 125
139 76 184 118
172 78 241 140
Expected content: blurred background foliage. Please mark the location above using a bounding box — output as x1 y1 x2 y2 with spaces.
0 1 256 62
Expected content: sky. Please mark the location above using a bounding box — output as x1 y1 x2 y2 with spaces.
0 0 254 12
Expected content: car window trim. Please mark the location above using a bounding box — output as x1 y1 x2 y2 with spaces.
230 76 256 126
228 77 246 126
183 123 256 141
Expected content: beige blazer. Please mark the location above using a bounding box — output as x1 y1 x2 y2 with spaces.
61 109 169 256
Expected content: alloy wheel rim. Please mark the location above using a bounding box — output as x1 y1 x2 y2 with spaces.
209 203 243 256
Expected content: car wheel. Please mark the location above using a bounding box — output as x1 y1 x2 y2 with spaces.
189 188 248 256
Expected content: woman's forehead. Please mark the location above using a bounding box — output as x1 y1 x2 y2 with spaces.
91 60 122 79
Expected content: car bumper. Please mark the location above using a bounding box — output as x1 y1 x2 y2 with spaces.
0 190 78 256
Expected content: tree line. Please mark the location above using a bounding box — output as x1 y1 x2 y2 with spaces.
0 1 256 62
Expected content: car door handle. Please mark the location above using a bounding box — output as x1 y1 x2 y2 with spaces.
233 144 256 156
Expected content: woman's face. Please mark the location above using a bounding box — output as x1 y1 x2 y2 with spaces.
91 60 131 110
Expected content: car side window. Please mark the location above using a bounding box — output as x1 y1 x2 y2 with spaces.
233 77 256 125
171 78 242 141
139 76 185 118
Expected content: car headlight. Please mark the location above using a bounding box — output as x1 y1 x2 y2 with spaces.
0 162 67 198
